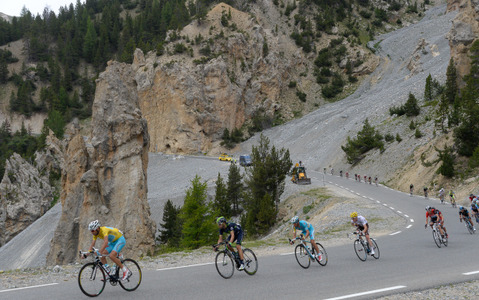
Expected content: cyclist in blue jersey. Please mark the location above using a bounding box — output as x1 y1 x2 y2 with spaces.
215 216 245 270
289 216 321 260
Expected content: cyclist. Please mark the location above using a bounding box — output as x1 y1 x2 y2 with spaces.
425 206 448 239
346 172 349 179
215 217 245 270
339 170 343 177
350 212 375 255
470 194 477 203
471 200 479 222
458 206 476 231
423 186 428 198
374 177 378 186
409 184 414 196
364 175 367 183
438 188 445 204
368 176 372 184
449 190 456 207
290 216 322 260
85 220 131 281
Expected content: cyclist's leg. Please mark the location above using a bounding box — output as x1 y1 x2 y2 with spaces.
234 232 244 261
108 236 126 268
309 229 320 254
100 246 110 265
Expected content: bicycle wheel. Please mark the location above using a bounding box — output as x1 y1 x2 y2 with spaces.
371 239 380 259
432 229 441 248
119 259 142 291
313 242 328 266
242 248 258 275
294 244 311 269
78 262 106 297
353 240 367 261
215 251 234 279
466 221 475 234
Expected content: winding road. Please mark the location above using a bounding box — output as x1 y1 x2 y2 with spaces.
2 173 478 300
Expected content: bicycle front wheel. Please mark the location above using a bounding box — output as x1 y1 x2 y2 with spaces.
371 239 380 259
466 221 475 234
215 251 234 279
242 248 258 275
432 229 441 248
294 244 311 269
353 240 367 261
78 262 106 297
313 242 328 266
119 259 142 291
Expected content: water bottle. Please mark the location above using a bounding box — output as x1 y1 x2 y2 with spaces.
104 264 111 274
111 264 117 275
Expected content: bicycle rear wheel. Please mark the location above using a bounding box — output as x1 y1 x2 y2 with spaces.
119 259 142 291
78 262 106 297
353 240 367 261
294 244 311 269
313 242 328 266
371 239 380 259
432 229 441 248
242 248 258 275
215 251 234 279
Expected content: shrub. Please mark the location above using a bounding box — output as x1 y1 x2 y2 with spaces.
385 133 394 142
296 90 307 102
288 81 297 88
396 133 402 142
415 128 423 138
409 120 416 130
341 119 384 164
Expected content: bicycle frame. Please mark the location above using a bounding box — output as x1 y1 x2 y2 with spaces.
348 232 370 250
290 237 316 259
79 248 124 283
213 242 242 266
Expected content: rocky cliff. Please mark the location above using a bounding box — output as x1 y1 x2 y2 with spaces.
132 3 377 154
0 153 54 246
46 61 156 265
447 0 479 82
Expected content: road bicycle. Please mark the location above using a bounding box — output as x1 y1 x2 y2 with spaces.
78 248 141 297
212 242 257 279
289 237 328 268
450 196 456 208
428 222 448 248
462 218 475 234
348 231 379 261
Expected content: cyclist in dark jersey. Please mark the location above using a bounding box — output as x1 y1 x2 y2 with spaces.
215 217 245 270
459 206 476 231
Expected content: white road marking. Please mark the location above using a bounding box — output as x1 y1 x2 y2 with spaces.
404 215 409 218
397 211 402 214
323 286 407 300
383 204 388 206
356 193 361 196
406 225 412 229
280 252 295 256
410 219 414 222
463 271 479 275
390 207 395 210
157 262 214 271
376 201 380 203
0 283 59 293
362 196 368 199
340 186 344 188
390 231 401 235
369 197 374 200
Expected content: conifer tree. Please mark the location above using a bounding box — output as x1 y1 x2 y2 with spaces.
158 199 182 247
445 58 458 104
213 173 230 217
424 74 432 101
404 92 420 116
180 175 216 249
227 162 243 216
0 59 8 84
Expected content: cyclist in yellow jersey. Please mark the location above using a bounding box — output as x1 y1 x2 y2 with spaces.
85 220 131 281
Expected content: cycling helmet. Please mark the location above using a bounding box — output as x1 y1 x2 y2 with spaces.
216 216 226 225
425 206 431 211
88 220 100 231
459 206 464 210
350 212 358 218
291 216 299 224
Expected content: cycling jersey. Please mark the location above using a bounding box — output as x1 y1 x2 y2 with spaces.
471 204 479 212
293 220 315 239
93 226 123 243
459 209 470 217
426 209 442 218
351 216 368 227
219 222 243 245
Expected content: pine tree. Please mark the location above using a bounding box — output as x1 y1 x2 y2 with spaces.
424 74 432 101
445 58 458 104
83 18 97 63
180 175 216 249
437 146 455 178
158 199 182 247
244 134 292 235
0 58 8 84
227 163 243 216
404 92 420 116
213 173 230 217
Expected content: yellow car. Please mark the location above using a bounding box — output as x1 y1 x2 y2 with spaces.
219 153 232 161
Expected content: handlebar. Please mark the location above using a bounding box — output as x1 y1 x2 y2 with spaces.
348 231 364 239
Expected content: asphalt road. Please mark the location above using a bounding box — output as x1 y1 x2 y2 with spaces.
2 172 478 300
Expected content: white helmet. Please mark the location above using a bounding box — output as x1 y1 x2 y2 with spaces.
291 216 299 224
88 220 101 231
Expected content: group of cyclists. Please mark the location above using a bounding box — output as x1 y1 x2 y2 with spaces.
410 184 456 205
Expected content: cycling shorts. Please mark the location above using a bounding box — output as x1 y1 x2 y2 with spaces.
227 230 244 245
357 224 369 235
106 236 126 254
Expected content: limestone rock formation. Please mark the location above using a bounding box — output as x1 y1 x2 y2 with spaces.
0 153 53 246
46 61 156 265
446 0 479 82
